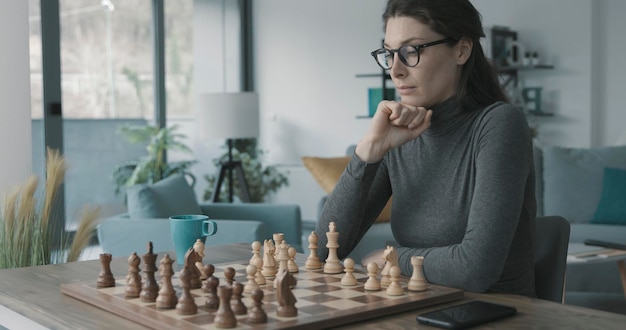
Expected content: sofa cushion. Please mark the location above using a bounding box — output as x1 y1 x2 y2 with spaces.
127 174 202 218
302 156 392 222
592 167 626 225
542 145 626 224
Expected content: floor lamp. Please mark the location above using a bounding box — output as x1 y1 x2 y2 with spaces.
196 92 259 203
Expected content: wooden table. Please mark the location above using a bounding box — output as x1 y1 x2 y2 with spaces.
1 243 626 329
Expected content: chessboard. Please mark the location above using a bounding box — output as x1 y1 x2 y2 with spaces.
61 259 464 330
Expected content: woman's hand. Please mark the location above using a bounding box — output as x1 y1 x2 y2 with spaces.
360 249 385 269
356 100 432 162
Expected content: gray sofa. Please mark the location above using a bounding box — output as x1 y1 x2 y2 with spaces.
307 143 626 306
535 143 626 309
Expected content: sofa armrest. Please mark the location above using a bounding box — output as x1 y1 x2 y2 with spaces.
200 203 303 252
97 214 265 258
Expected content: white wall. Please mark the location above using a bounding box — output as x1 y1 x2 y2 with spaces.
0 0 32 196
255 0 626 219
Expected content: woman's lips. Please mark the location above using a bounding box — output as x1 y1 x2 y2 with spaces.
396 86 415 95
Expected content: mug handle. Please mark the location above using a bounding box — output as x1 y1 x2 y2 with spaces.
202 220 218 236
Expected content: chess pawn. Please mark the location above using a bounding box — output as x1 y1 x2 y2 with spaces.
323 222 343 274
176 265 198 315
230 282 248 315
408 255 428 292
244 264 259 294
247 288 268 324
287 246 299 273
223 267 236 286
253 257 266 285
201 264 216 293
341 258 358 286
204 276 220 310
364 262 381 291
156 254 178 309
250 240 262 266
97 253 115 288
305 231 322 270
125 252 141 297
214 285 237 328
385 266 404 296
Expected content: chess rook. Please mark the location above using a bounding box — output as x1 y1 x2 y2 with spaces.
97 253 115 288
408 255 428 292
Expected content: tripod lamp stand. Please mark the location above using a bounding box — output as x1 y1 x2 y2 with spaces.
196 92 259 203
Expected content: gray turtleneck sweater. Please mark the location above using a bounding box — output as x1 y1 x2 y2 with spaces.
315 99 537 297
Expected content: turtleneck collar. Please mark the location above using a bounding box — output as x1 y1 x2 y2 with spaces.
423 96 469 136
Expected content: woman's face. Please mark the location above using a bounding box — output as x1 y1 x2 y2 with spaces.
384 16 467 108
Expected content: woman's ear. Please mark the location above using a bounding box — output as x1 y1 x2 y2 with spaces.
456 37 473 65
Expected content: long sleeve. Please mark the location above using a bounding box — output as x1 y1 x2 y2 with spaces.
314 154 392 261
315 100 536 297
394 105 536 295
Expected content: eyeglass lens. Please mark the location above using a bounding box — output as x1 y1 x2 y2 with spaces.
376 45 419 69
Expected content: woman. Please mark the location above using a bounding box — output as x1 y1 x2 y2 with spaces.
315 0 536 297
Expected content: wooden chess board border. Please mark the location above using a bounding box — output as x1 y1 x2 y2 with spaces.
61 260 464 330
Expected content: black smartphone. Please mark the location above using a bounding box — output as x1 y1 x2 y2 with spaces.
416 300 517 329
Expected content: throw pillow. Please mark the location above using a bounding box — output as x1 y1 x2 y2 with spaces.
127 174 202 218
302 156 392 222
592 167 626 225
542 145 626 224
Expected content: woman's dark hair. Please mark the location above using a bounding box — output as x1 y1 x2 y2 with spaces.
382 0 509 110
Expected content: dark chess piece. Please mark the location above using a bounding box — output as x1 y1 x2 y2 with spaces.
247 288 267 324
140 242 159 302
214 285 236 328
176 265 198 315
156 254 178 309
183 247 203 289
276 269 298 317
230 282 247 315
97 253 115 288
205 276 220 310
201 264 216 293
223 267 236 286
125 252 141 297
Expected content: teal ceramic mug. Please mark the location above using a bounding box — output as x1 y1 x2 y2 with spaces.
169 215 217 264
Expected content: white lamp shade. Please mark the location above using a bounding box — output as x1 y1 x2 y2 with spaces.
195 92 259 140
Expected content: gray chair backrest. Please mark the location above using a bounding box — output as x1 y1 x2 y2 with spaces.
534 215 570 303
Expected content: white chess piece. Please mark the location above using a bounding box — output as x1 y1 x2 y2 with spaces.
193 239 206 278
287 246 299 273
364 262 381 291
341 258 358 286
408 256 427 292
244 264 259 294
385 266 404 296
305 231 322 270
323 222 342 274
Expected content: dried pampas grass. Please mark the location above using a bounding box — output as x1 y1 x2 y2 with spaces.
0 148 100 269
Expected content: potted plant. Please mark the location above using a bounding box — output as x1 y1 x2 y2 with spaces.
0 148 100 269
111 124 197 196
203 138 289 203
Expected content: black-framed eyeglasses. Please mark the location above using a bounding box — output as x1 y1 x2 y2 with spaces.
370 37 454 70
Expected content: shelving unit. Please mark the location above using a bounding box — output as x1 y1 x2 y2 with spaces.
496 64 554 88
355 71 393 118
